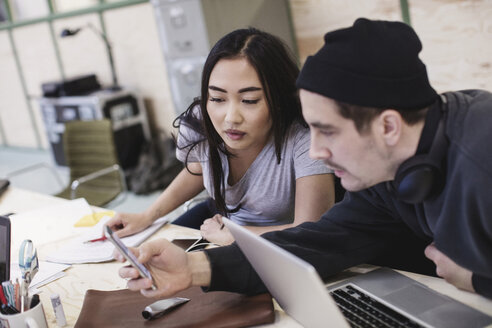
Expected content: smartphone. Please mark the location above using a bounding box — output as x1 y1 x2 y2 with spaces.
104 225 157 290
0 216 11 282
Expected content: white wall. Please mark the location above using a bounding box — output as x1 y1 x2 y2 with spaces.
289 0 492 93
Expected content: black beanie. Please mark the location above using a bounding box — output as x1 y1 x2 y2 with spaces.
296 18 438 110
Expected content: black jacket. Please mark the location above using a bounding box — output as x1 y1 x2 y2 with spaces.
205 90 492 299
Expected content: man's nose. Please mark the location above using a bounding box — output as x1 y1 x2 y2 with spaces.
309 135 331 160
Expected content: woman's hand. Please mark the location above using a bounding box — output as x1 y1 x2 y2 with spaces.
200 214 234 245
105 212 153 238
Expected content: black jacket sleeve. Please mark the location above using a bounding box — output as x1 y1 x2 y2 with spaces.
472 274 492 299
205 242 267 295
205 189 425 294
263 190 430 282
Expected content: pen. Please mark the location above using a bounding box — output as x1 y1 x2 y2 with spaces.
83 235 107 244
0 285 7 305
30 294 40 309
2 281 14 307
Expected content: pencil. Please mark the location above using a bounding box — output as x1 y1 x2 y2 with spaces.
14 279 20 311
83 235 108 243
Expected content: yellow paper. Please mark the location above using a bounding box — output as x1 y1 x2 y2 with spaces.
74 210 115 227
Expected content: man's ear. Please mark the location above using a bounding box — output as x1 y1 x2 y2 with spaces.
378 110 402 146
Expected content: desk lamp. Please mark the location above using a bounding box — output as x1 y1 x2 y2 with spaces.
60 23 121 92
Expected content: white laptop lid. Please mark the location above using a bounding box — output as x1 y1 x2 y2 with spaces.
224 219 349 328
225 219 492 328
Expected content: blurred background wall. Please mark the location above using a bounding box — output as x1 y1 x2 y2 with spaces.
0 0 491 150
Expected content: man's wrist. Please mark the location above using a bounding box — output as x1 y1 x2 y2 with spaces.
187 251 212 287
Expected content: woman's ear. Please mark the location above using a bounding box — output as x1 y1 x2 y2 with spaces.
379 110 402 146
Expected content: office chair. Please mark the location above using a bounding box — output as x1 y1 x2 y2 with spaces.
55 119 127 207
7 119 127 208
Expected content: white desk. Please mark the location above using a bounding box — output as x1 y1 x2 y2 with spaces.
1 187 491 327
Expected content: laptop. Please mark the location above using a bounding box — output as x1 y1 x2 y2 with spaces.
0 216 11 282
224 219 492 328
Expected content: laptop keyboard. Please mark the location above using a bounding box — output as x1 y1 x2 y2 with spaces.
330 285 424 328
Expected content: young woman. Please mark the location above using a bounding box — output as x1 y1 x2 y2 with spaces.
106 28 334 245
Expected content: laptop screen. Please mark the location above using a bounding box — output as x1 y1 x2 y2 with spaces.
0 216 11 282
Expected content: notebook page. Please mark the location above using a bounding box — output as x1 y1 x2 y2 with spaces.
46 216 170 264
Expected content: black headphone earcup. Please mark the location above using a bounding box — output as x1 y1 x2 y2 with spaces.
392 96 448 204
393 156 442 204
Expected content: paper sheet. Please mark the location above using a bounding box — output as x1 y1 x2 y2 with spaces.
10 198 94 256
10 261 70 292
45 216 171 264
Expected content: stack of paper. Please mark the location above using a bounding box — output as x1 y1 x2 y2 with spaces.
46 216 170 264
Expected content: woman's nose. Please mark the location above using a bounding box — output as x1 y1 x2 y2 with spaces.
224 103 242 124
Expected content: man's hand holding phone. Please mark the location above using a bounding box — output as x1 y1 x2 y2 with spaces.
108 225 210 298
105 225 157 290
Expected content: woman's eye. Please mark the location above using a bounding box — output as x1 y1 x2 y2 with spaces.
242 99 260 105
209 97 224 103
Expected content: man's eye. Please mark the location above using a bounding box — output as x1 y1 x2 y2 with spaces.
320 130 333 136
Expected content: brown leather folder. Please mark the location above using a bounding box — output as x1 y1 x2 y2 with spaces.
74 286 274 328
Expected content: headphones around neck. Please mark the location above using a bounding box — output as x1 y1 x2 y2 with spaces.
388 95 449 204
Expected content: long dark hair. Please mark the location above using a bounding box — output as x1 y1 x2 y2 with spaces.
174 27 304 216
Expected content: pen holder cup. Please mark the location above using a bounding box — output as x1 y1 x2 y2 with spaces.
0 302 48 328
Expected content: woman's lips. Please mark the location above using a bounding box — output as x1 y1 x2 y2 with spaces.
225 129 246 140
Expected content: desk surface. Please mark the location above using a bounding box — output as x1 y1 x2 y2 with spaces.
1 187 491 327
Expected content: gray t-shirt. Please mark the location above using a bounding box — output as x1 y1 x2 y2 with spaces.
176 112 331 226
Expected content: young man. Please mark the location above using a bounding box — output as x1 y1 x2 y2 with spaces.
117 18 492 299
